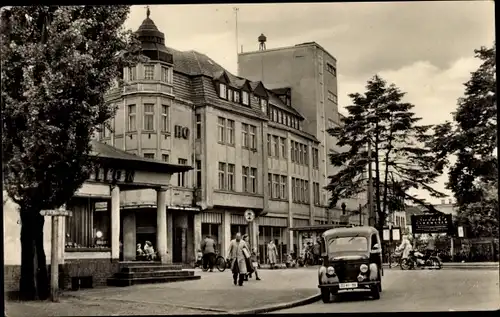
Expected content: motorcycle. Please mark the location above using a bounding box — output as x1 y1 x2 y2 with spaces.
400 250 442 270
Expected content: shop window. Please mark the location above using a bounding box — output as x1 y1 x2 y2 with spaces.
65 198 110 250
201 223 220 251
230 224 247 239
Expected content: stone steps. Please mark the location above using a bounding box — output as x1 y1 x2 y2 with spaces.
107 263 200 287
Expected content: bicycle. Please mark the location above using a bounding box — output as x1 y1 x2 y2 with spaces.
215 251 228 272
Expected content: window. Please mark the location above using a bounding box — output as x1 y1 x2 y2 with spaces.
228 89 233 102
143 104 155 131
327 91 338 104
161 105 168 132
260 98 268 113
273 174 280 199
280 137 286 158
144 153 155 159
241 123 249 148
303 144 309 165
195 114 202 139
313 148 319 169
273 136 279 158
144 65 154 80
267 134 272 154
286 115 291 127
227 164 235 191
249 125 257 149
65 198 110 250
218 162 226 190
242 166 249 192
290 141 295 162
300 180 305 202
279 111 283 124
280 175 287 199
234 91 240 103
217 117 226 143
291 178 296 202
250 168 257 193
270 108 275 121
242 91 249 105
326 62 337 76
128 67 136 81
314 182 320 205
305 180 309 203
219 83 227 99
127 104 136 131
295 142 299 163
273 109 278 122
178 158 188 187
328 237 368 253
298 143 303 164
162 154 169 162
268 173 272 197
227 119 235 145
196 160 202 188
161 66 171 83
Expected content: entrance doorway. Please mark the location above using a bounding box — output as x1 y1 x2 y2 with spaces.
173 227 187 263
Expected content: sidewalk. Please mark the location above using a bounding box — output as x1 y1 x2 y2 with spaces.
383 261 499 270
5 268 320 316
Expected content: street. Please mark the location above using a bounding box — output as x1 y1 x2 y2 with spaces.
269 269 500 313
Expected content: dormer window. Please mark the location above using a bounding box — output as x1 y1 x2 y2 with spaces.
234 91 241 103
260 98 268 113
273 109 278 122
219 83 227 99
242 91 249 105
228 89 233 102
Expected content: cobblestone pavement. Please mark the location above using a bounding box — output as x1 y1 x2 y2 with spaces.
269 269 500 313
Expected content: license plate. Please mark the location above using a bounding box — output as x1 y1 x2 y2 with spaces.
339 282 358 289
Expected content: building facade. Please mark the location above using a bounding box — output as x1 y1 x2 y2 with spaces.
93 12 344 263
238 40 365 223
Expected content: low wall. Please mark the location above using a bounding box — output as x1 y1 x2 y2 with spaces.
4 258 119 295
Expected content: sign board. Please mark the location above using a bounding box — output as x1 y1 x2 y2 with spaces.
458 226 464 238
40 209 72 217
392 228 401 241
174 125 190 139
411 214 453 234
382 229 391 241
244 209 255 222
89 164 135 184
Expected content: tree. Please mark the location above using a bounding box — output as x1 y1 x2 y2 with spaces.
428 44 497 238
327 75 446 230
1 6 142 300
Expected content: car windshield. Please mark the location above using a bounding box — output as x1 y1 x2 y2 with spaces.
327 236 368 253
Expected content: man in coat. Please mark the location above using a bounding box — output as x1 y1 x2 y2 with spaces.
228 233 249 286
201 235 216 272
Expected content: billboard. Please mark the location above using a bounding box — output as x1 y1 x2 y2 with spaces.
411 214 453 234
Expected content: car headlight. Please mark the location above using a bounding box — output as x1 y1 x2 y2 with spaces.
360 264 368 273
327 266 335 275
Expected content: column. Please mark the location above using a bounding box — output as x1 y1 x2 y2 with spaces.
194 213 202 258
156 187 168 264
288 218 294 254
58 215 65 264
111 185 120 260
221 211 231 258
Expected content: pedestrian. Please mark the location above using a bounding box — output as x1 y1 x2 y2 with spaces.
144 241 156 261
396 234 413 260
136 243 145 260
250 247 261 280
267 240 278 269
201 235 216 272
242 234 254 280
313 239 321 265
228 232 250 286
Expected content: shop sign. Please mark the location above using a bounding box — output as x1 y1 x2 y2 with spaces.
174 125 190 139
40 209 72 217
411 214 453 234
90 164 135 184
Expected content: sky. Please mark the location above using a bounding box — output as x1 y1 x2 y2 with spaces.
124 2 495 205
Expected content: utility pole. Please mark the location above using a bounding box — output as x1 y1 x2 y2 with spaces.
233 7 239 58
367 140 374 226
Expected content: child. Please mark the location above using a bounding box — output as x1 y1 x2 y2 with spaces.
195 249 203 268
250 248 261 281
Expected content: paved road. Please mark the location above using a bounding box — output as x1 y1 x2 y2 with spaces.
270 269 500 313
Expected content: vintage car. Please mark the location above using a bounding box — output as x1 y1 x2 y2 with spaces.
317 226 383 303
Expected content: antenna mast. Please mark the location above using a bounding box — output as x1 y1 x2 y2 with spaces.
234 7 239 57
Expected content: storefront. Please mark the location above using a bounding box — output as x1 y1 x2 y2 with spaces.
200 212 222 253
257 216 288 264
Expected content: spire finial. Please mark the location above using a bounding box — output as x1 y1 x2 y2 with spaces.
146 5 150 19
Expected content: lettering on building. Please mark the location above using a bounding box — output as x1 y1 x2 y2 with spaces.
411 214 453 234
174 125 190 140
90 164 135 184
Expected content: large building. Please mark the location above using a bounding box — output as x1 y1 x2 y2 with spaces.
238 39 364 223
89 11 350 264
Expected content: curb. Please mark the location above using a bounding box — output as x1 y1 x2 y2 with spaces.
382 265 499 270
230 293 321 315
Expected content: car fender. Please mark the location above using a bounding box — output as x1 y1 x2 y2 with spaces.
318 265 339 285
369 263 378 280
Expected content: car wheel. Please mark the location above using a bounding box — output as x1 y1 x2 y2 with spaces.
321 288 331 303
371 285 380 300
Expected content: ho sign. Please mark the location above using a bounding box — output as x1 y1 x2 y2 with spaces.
174 125 190 140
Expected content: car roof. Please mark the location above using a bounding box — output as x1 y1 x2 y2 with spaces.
322 226 379 238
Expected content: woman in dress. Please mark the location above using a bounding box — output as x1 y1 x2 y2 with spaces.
267 240 278 269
